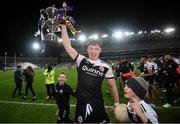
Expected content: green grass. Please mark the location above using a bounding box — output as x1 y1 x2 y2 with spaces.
0 68 180 123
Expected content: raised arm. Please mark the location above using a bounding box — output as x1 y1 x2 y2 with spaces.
60 24 78 60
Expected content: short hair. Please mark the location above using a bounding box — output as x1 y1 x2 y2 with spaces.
59 72 67 77
48 65 52 69
87 40 102 48
141 55 148 60
147 55 153 59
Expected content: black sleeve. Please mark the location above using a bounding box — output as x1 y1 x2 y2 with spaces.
54 84 59 100
69 86 76 98
72 90 77 97
15 71 20 79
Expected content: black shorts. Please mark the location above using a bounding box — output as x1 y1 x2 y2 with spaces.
75 103 110 123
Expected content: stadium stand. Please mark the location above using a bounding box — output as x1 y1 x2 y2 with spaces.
0 31 179 70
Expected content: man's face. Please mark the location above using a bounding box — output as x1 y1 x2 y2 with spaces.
87 45 101 61
164 55 171 61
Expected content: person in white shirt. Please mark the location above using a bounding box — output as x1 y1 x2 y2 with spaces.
124 77 159 123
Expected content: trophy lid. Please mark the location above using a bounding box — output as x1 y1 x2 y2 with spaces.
45 6 58 20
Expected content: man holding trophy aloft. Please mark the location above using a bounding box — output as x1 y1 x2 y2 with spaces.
60 21 119 123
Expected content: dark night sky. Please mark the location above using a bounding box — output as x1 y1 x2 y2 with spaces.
1 0 179 57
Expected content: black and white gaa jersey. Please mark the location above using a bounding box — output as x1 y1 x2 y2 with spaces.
127 100 159 124
75 54 114 104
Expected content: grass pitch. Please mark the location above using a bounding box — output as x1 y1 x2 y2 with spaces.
0 68 180 123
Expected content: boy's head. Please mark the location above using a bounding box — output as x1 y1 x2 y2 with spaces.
58 72 67 83
125 77 149 100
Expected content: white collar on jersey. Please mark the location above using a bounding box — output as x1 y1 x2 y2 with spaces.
87 58 100 64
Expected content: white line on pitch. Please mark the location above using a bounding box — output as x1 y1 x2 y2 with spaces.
0 100 180 109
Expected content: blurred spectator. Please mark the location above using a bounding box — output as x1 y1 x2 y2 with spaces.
118 59 134 90
43 64 55 100
162 55 178 108
12 65 23 97
22 66 37 100
140 56 154 85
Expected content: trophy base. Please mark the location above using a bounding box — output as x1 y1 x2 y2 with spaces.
45 33 59 42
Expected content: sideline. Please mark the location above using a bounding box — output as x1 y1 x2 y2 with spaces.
0 100 110 108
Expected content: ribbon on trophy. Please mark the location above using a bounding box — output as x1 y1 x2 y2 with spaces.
57 2 79 36
34 2 80 53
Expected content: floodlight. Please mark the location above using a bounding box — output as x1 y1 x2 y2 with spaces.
89 34 99 40
32 42 40 50
164 27 175 33
78 34 87 42
101 34 108 38
112 31 123 39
